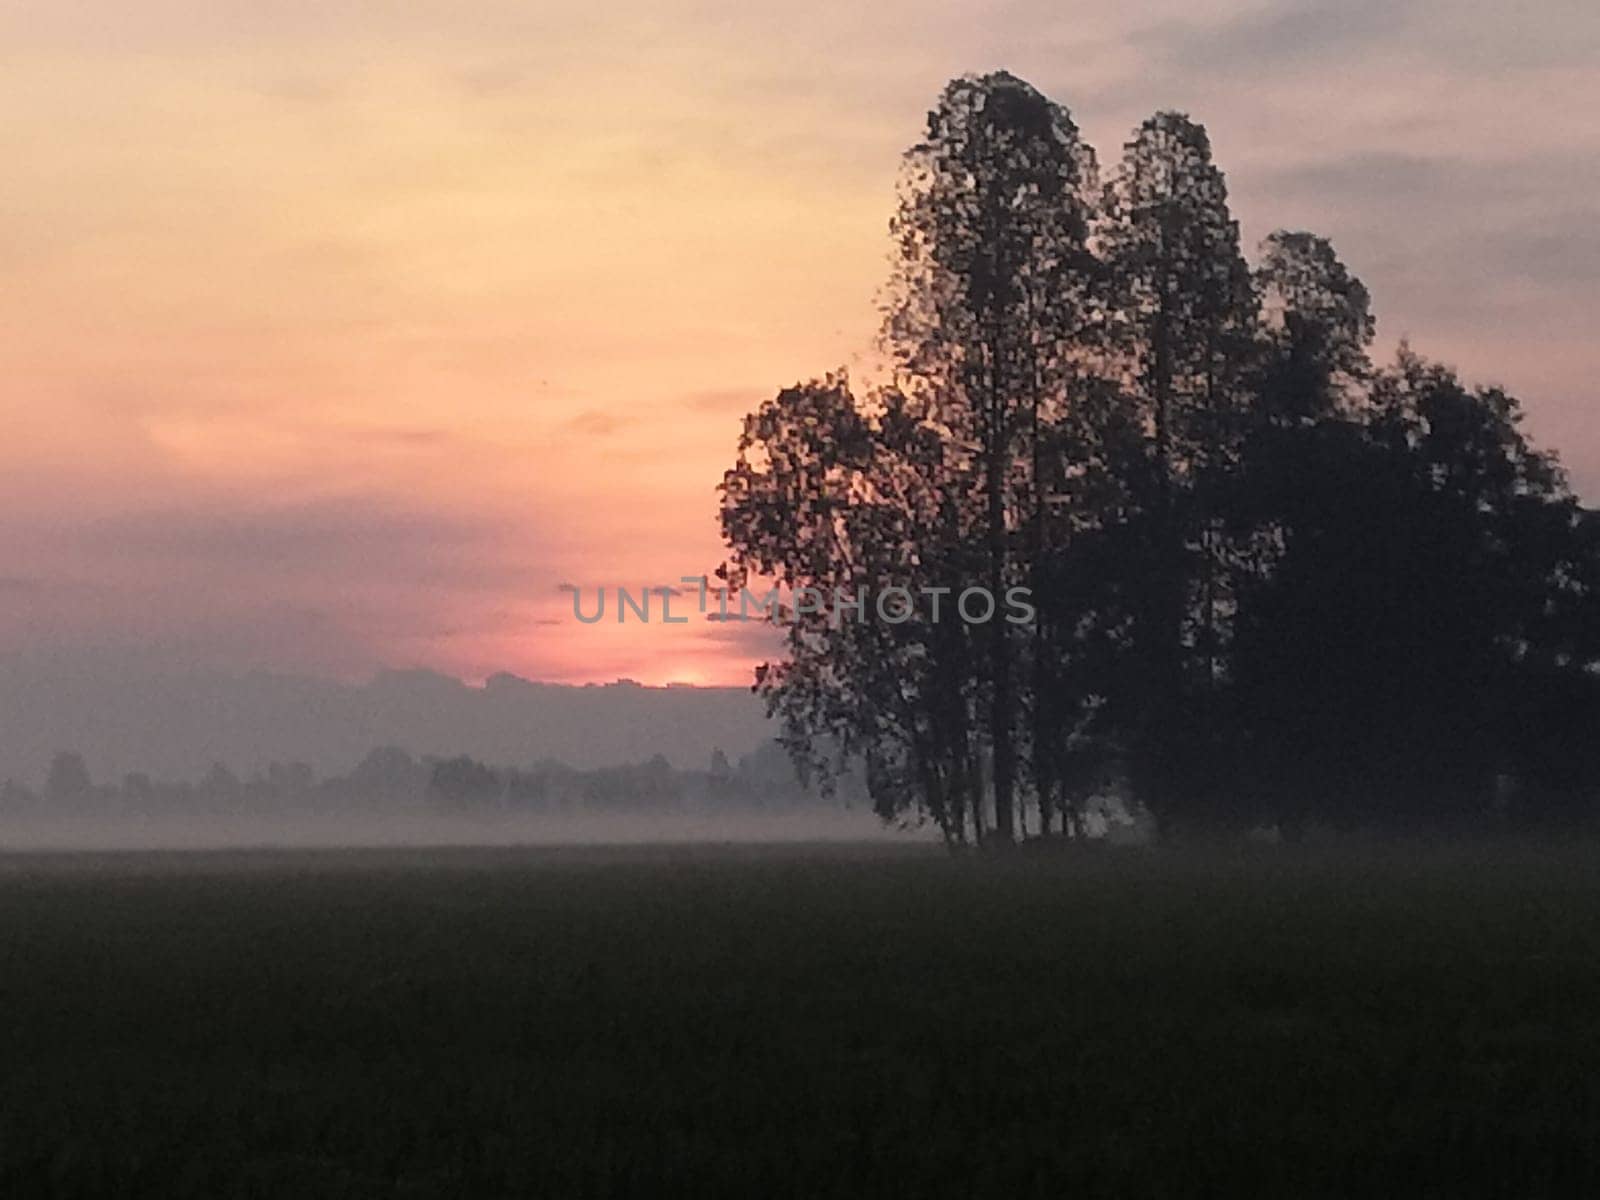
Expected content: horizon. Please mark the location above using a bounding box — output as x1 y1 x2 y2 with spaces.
0 649 779 786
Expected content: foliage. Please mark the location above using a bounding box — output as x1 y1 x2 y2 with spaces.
720 73 1600 841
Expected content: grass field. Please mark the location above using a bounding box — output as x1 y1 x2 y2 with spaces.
4 840 1600 1197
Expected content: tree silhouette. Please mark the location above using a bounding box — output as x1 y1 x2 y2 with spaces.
44 751 93 807
721 375 983 841
881 71 1100 842
720 71 1600 843
1095 112 1259 826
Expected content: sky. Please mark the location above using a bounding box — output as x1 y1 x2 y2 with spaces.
2 0 1597 686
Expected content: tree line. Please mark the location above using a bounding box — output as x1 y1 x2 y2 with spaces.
719 71 1600 845
0 741 853 821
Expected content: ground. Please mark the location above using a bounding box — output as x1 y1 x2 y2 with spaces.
3 839 1600 1197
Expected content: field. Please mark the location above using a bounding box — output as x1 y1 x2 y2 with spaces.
4 840 1600 1197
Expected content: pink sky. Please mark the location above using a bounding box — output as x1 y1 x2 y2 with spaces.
2 0 1597 685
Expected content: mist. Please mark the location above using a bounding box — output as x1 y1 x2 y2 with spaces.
0 651 773 785
0 807 917 853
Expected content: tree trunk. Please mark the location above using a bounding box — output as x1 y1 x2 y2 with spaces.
988 411 1016 845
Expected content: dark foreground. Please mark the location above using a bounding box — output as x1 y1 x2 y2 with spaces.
4 841 1600 1198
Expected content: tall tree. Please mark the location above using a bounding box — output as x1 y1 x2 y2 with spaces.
1097 112 1257 825
1226 231 1377 833
881 71 1099 841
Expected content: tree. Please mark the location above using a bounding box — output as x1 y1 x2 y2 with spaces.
1253 230 1375 425
721 374 988 844
0 778 38 818
121 772 155 814
45 751 93 807
200 761 242 810
1218 232 1378 833
720 71 1600 840
349 746 423 799
724 72 1104 846
878 70 1100 841
1097 112 1258 827
1232 348 1599 830
428 756 502 808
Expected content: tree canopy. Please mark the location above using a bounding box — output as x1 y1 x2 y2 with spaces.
720 72 1600 844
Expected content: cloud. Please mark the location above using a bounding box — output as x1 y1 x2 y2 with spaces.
1124 0 1597 80
1245 150 1597 213
1247 150 1449 203
1484 227 1600 289
1241 150 1600 305
686 387 768 413
556 581 696 597
80 495 503 574
7 0 1600 683
452 61 535 97
335 426 455 451
698 611 786 658
565 410 626 437
1131 0 1409 72
252 75 345 105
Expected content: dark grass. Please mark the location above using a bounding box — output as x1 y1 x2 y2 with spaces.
5 839 1600 1197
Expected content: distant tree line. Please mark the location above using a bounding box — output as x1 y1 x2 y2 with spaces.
0 742 856 821
719 72 1600 844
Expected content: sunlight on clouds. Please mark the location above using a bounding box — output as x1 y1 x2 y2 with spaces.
1 0 1596 682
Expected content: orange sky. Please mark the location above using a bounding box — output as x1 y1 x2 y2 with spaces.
2 0 1597 685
